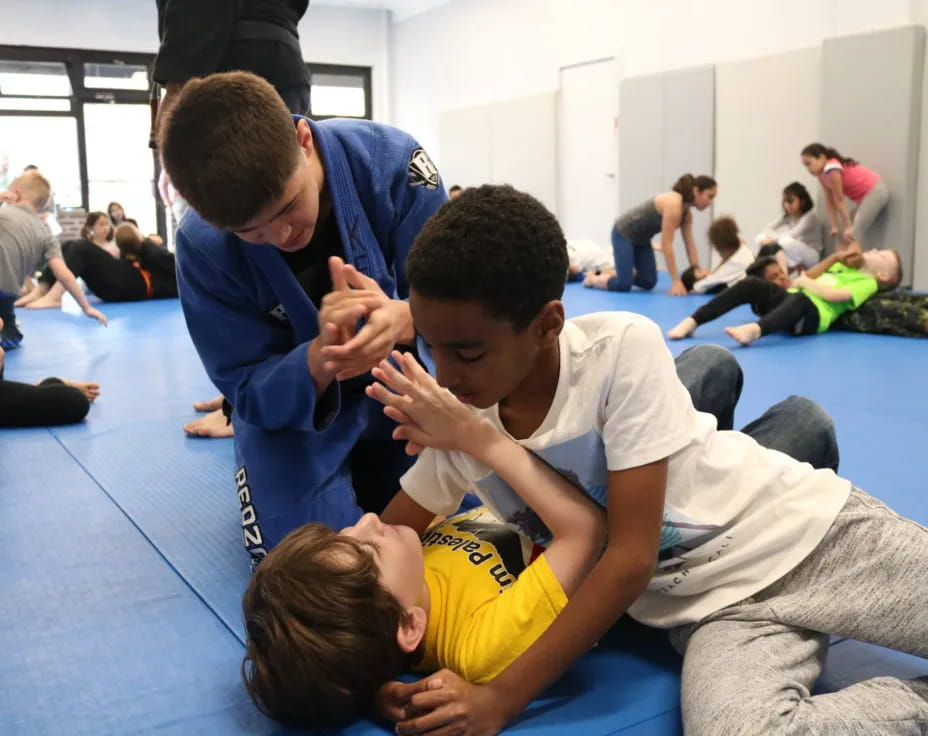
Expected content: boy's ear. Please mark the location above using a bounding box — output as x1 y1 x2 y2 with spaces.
535 300 565 344
396 606 428 654
295 118 315 158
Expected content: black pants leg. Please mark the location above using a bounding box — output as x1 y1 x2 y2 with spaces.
0 377 90 427
277 84 310 115
756 293 820 336
691 277 787 326
44 240 148 302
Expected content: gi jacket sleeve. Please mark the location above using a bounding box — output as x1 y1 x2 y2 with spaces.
175 227 337 433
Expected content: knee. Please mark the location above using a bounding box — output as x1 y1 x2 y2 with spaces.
636 273 658 290
607 274 632 292
61 391 91 424
780 395 836 438
681 344 741 382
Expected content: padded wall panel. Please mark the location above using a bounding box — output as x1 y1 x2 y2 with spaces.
715 47 821 252
619 73 664 216
915 31 928 289
620 67 715 271
661 66 715 268
491 91 559 214
820 25 925 282
438 104 493 190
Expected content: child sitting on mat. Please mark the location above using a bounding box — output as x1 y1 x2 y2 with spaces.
754 181 824 274
667 244 902 345
0 171 107 348
679 216 754 294
241 349 607 727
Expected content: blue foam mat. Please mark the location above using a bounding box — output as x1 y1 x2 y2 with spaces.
3 277 926 734
0 432 279 735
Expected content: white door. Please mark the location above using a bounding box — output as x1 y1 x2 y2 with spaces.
557 58 619 246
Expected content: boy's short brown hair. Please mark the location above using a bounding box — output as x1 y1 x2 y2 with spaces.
242 523 413 727
159 71 301 230
707 216 740 257
114 223 142 259
10 170 51 211
881 249 903 292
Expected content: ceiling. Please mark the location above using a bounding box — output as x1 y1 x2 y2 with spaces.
314 0 453 21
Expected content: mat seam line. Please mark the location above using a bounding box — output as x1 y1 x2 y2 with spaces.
48 430 245 647
605 706 680 735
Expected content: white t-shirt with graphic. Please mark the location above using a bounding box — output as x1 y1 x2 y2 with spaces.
400 312 851 628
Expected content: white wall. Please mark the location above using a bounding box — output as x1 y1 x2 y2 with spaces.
392 0 920 162
0 1 391 120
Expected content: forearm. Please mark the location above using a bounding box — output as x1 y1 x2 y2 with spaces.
56 271 94 312
803 253 840 279
682 222 700 268
661 238 680 280
835 201 852 229
684 239 700 269
824 192 838 227
486 547 650 721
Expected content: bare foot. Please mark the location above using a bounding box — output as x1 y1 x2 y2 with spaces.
725 323 762 346
584 270 614 290
60 379 101 402
25 292 63 310
667 317 697 340
184 408 234 438
193 396 224 412
15 283 49 307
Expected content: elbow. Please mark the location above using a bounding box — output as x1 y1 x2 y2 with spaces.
601 541 656 591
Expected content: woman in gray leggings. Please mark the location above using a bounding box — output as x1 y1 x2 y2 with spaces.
801 142 888 249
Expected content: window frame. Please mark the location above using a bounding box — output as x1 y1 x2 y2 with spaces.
306 62 373 121
0 45 164 236
0 45 374 240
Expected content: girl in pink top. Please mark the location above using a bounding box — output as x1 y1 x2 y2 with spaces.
801 143 888 251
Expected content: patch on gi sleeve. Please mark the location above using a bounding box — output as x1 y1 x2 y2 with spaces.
408 147 440 190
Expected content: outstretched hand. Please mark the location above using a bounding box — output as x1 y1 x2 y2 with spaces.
668 279 688 296
85 307 108 326
365 351 485 457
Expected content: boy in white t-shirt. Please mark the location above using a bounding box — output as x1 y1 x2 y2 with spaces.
375 185 928 735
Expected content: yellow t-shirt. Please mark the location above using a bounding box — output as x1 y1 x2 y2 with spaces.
415 508 568 684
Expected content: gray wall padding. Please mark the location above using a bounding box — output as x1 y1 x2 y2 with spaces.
619 66 715 272
914 32 928 289
438 104 493 192
490 92 558 215
820 25 925 283
438 92 558 215
715 47 822 253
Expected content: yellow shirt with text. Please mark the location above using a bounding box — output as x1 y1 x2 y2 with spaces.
415 508 568 683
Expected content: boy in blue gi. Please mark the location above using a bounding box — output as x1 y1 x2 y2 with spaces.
158 71 446 563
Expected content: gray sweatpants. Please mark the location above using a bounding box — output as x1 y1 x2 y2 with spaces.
851 178 889 242
670 488 928 735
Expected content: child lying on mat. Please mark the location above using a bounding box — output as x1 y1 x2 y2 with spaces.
0 317 99 427
667 243 902 345
240 349 606 728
